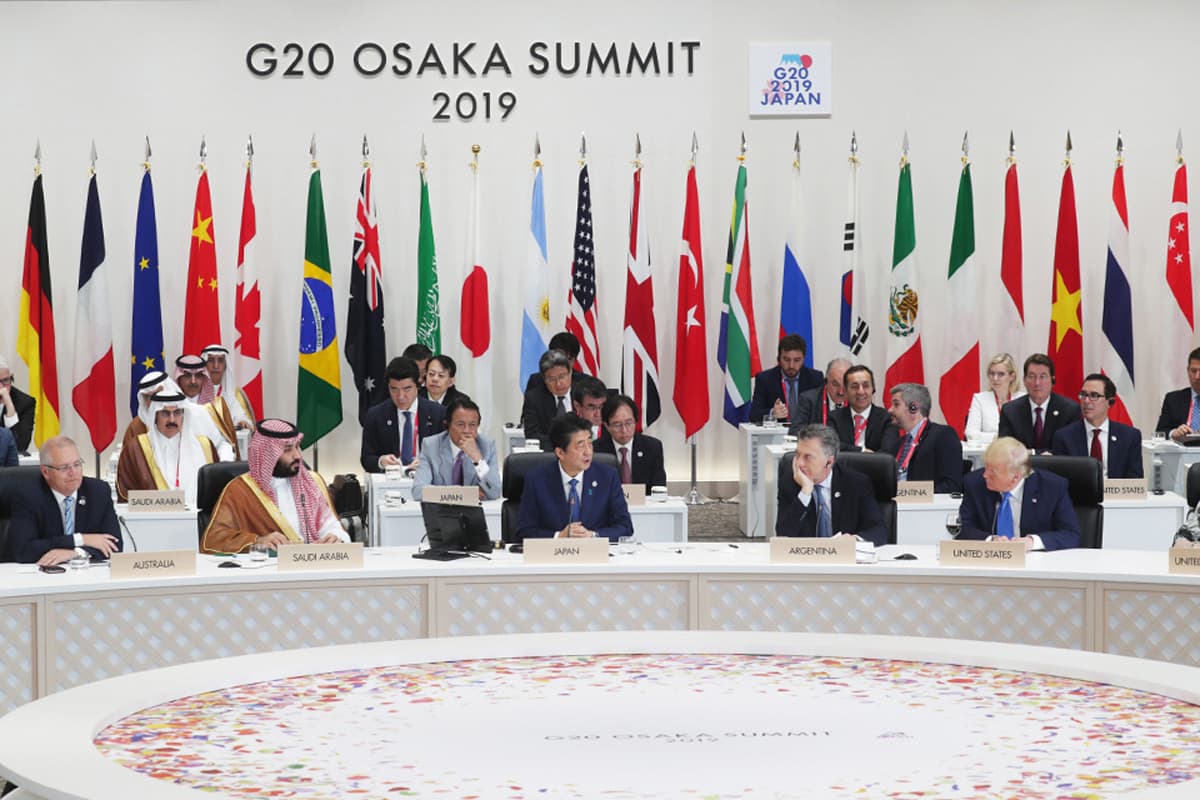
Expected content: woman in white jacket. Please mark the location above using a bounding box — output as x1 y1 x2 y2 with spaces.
964 353 1025 442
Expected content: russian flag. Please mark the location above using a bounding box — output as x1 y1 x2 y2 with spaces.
1102 160 1135 425
779 158 813 365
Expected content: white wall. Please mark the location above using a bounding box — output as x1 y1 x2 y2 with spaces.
1 0 1197 482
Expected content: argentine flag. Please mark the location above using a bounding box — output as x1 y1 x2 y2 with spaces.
520 162 550 389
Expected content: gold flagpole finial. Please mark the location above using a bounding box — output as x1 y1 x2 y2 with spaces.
737 131 747 163
362 134 371 169
792 132 801 169
469 143 481 174
900 131 909 167
34 140 42 176
309 134 318 170
1007 130 1016 165
89 140 98 176
633 132 642 169
690 131 699 167
1115 130 1124 167
418 135 428 173
143 136 152 172
1063 129 1073 167
1178 129 1185 165
533 133 542 169
198 135 207 172
961 130 969 166
579 133 587 165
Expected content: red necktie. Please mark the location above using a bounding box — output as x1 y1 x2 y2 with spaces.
853 414 867 446
1033 407 1045 449
1090 428 1103 463
619 447 632 484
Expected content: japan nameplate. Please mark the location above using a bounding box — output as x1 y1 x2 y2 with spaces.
523 537 609 564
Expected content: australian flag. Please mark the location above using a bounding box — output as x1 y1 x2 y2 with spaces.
345 166 387 425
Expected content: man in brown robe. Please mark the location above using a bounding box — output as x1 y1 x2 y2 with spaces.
201 418 347 553
175 354 240 457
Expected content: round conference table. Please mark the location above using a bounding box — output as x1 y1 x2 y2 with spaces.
2 631 1200 798
1 543 1199 723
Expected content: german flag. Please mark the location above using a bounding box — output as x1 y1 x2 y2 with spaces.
17 173 60 447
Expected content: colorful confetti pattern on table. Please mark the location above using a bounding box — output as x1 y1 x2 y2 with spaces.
95 653 1200 798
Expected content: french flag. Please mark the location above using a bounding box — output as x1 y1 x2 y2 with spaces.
1101 158 1135 425
71 172 116 452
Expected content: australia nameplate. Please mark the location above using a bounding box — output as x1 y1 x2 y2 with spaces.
523 537 609 564
126 489 186 512
422 485 479 506
895 481 935 504
1104 478 1147 501
110 550 196 579
622 484 646 506
939 540 1025 568
1169 546 1200 575
277 542 364 572
769 536 855 564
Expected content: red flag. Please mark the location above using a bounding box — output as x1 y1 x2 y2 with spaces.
459 158 493 428
673 163 710 438
1164 162 1194 381
622 165 661 429
234 165 262 417
17 173 60 447
1048 164 1083 394
183 169 221 355
1000 160 1024 329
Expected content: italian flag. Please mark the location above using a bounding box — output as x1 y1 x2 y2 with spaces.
938 161 979 437
884 156 923 392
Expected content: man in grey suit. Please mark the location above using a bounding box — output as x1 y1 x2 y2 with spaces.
412 396 501 501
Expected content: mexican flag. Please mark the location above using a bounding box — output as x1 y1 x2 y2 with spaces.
884 156 924 392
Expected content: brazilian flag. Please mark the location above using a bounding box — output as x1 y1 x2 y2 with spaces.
296 168 342 446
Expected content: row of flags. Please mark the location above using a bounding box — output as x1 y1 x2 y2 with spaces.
11 133 1196 455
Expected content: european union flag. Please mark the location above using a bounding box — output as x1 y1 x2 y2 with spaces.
129 171 163 416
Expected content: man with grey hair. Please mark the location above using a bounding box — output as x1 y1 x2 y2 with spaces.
0 355 36 454
958 436 1079 550
521 349 576 450
789 357 851 431
775 423 886 546
882 382 964 493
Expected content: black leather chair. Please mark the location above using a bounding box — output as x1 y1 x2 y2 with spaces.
195 461 249 541
836 451 898 545
1030 455 1103 549
0 466 45 561
1187 462 1200 510
499 451 618 544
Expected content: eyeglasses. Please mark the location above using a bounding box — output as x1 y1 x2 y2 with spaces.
44 459 84 474
1078 391 1108 401
607 419 637 430
0 376 12 386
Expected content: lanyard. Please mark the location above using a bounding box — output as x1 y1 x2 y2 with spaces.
896 420 928 471
821 389 829 424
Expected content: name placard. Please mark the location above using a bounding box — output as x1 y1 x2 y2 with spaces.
277 543 364 572
110 550 196 579
1104 478 1148 501
939 540 1026 568
422 485 479 506
1169 546 1200 574
126 489 186 512
769 536 855 565
622 484 646 506
895 481 935 504
523 537 609 564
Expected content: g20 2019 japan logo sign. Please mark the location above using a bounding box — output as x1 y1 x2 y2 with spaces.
748 42 831 117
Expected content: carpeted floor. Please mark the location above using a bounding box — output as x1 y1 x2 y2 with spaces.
683 499 748 541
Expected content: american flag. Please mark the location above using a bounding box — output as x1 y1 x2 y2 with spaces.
566 163 600 375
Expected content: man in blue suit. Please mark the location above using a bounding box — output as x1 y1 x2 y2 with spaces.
958 436 1080 551
749 334 824 424
1051 373 1143 479
6 436 122 565
517 413 632 543
360 357 446 474
0 426 16 467
412 396 501 501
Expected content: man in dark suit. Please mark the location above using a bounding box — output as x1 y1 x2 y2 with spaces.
0 356 36 454
418 354 467 408
881 383 964 493
521 349 575 450
1052 373 1143 479
517 414 632 543
0 427 16 467
1155 346 1200 441
571 375 609 444
788 358 851 432
360 357 446 473
750 334 824 424
6 436 122 565
829 365 894 452
958 436 1080 551
775 423 886 546
523 331 584 392
997 353 1081 453
595 394 667 492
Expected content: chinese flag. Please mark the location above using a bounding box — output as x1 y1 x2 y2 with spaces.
182 169 221 355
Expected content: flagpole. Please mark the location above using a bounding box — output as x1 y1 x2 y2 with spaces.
685 133 710 506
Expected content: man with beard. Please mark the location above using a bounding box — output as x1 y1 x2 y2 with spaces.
201 418 347 553
749 334 824 424
116 390 234 507
174 354 239 455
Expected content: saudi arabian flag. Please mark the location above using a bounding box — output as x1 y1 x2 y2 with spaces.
416 170 440 351
296 168 342 446
883 156 924 391
937 161 979 437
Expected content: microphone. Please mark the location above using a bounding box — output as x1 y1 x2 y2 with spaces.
1153 455 1164 494
117 515 139 552
990 498 999 539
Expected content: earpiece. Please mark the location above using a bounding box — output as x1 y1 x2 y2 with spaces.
908 402 919 415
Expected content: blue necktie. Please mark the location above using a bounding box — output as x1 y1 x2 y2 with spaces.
401 410 413 463
996 492 1014 539
63 496 75 537
814 484 833 538
1191 395 1200 429
568 478 580 523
